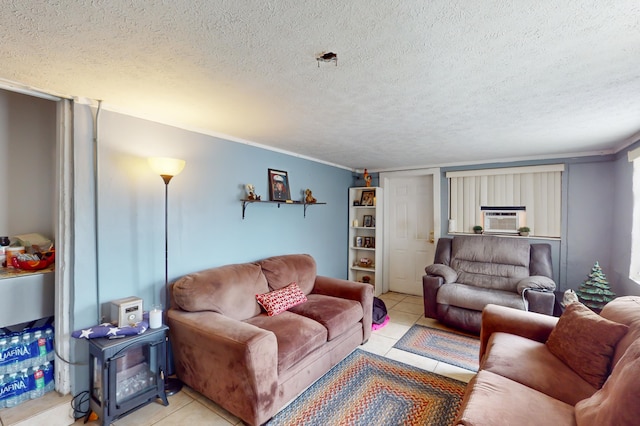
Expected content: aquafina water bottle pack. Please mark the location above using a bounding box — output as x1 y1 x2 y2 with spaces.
0 326 55 408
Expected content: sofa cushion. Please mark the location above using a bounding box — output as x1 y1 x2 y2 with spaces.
599 296 640 367
437 283 525 312
288 294 363 340
456 370 575 426
450 236 530 292
482 332 597 405
546 302 629 388
256 282 307 316
425 263 458 283
575 338 640 426
173 263 269 321
245 311 327 373
257 254 317 294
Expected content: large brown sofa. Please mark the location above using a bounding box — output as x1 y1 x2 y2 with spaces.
423 235 556 334
167 254 373 426
456 296 640 425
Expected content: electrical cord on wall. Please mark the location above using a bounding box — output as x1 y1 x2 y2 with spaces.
94 100 103 324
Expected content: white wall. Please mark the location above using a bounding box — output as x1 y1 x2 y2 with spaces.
611 142 640 296
0 90 56 238
0 90 56 329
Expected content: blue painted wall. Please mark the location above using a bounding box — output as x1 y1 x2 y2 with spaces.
437 156 622 292
70 106 352 392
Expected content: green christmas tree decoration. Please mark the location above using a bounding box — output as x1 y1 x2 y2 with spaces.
575 261 616 312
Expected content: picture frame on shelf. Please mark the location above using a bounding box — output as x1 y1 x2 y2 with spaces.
268 169 291 201
360 190 375 206
363 215 373 227
355 236 363 247
364 237 375 248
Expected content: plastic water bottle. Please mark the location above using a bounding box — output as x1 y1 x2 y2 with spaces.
42 361 54 393
3 372 21 408
44 328 54 361
32 330 47 366
6 336 21 374
0 338 8 375
18 369 31 404
0 374 5 409
19 332 33 370
30 366 45 399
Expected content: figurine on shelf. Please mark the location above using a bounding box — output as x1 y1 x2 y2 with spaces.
245 184 260 200
363 168 372 187
305 189 317 204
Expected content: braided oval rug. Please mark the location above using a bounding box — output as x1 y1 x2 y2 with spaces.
266 349 466 426
393 325 480 372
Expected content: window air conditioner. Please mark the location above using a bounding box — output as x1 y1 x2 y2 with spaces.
481 206 526 234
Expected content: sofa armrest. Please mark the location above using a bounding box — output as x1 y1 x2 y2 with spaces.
525 289 556 315
479 304 558 361
167 309 278 422
422 275 444 319
313 275 374 342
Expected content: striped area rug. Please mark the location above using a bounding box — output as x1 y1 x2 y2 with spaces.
266 349 466 426
393 325 480 372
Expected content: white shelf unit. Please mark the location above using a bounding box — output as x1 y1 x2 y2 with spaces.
348 187 383 296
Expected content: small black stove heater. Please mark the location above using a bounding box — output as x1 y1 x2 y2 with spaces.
86 326 169 425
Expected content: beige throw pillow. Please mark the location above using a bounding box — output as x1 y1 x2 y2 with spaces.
546 302 629 389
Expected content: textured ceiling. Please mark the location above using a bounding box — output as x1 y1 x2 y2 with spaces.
2 1 640 170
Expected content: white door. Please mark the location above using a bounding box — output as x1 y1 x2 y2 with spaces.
385 174 437 296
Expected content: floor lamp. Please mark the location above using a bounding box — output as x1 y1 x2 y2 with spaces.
148 156 186 396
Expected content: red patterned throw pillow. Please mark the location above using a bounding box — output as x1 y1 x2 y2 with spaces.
256 282 307 316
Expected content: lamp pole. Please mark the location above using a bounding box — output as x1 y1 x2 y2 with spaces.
148 157 186 397
161 174 171 316
161 174 183 396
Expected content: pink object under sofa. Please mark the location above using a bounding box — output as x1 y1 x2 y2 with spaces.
455 296 640 425
167 254 373 426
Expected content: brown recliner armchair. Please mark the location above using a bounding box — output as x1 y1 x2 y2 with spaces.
423 235 556 334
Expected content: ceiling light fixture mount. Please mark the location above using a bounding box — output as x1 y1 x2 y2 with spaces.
317 52 337 67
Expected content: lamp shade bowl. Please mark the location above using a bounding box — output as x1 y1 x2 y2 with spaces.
148 157 186 178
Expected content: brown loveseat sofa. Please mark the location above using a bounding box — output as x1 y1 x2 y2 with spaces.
456 296 640 425
167 254 373 426
423 235 556 334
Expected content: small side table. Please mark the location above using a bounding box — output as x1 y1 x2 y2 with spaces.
87 326 169 425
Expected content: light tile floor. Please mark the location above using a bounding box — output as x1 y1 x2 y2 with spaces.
74 292 477 425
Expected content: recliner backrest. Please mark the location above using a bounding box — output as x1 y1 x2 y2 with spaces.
433 238 453 266
530 244 553 278
450 236 530 291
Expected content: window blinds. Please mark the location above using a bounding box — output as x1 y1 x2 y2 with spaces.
447 165 564 237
